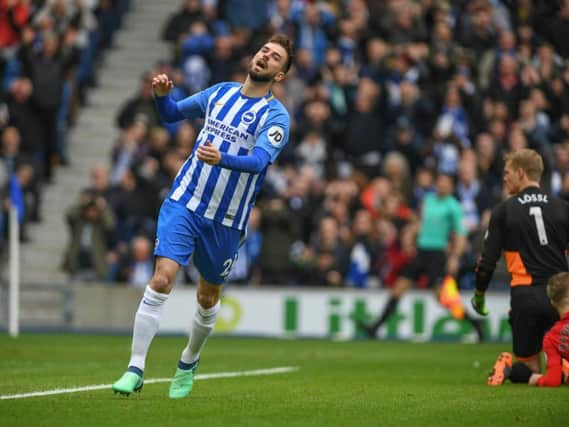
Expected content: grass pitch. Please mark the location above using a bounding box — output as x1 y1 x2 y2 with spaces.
1 334 568 426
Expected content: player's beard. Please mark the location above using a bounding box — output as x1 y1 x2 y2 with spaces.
248 60 275 82
248 68 274 82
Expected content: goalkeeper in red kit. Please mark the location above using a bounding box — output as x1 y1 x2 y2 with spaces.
489 272 569 386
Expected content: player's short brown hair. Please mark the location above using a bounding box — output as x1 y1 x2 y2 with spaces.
503 148 544 181
267 34 294 74
547 272 569 308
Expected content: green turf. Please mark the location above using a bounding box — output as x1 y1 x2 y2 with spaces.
0 334 567 426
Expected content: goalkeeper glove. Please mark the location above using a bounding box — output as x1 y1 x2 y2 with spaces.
471 293 489 316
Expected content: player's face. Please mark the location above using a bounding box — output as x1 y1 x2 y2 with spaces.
248 43 288 83
503 162 521 195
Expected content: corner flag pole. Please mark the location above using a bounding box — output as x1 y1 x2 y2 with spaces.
9 205 20 337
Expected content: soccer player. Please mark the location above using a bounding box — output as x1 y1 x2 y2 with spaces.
473 149 569 384
487 272 569 387
112 34 294 398
359 173 484 341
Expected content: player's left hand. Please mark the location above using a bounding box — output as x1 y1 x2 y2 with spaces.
197 141 221 165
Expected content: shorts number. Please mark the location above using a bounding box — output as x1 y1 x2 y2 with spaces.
220 258 233 277
529 206 548 245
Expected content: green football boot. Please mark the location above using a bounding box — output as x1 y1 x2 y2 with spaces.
112 369 144 396
169 359 199 399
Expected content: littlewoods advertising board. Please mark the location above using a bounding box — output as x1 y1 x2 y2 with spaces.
160 288 512 342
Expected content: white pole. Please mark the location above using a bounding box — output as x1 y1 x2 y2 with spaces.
9 205 20 337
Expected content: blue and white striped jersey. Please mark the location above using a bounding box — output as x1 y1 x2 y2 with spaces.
168 82 290 230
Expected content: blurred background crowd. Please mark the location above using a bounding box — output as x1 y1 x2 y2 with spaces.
1 0 569 289
0 0 129 253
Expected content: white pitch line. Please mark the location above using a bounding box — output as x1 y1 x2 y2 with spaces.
0 366 299 400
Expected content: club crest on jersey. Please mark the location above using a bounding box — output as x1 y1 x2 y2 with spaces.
267 126 284 147
242 111 256 125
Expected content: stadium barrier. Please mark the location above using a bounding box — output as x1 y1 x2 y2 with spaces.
62 285 512 342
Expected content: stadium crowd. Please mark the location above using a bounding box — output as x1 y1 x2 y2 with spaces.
2 0 569 288
0 0 130 254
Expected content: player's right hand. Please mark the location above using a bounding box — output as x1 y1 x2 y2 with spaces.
470 293 489 316
152 73 173 97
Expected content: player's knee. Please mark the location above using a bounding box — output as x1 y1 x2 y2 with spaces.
197 291 220 309
150 271 172 293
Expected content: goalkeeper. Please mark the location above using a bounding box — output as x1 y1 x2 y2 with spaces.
472 149 569 385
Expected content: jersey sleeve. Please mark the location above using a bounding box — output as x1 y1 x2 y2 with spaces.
478 202 506 272
218 146 271 174
475 202 506 291
536 331 563 387
175 83 224 120
254 106 290 163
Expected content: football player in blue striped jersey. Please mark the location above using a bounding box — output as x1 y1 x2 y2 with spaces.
112 34 294 398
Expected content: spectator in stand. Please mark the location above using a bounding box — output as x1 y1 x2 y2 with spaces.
116 72 160 130
382 151 413 202
268 0 295 36
378 220 417 289
114 235 155 288
62 190 116 281
386 116 423 175
6 77 43 160
0 0 30 51
487 55 525 118
342 78 383 177
409 167 435 209
387 81 434 141
209 35 241 84
259 197 294 285
292 2 334 67
146 126 170 164
110 120 148 184
173 121 197 158
345 209 381 288
19 29 79 181
458 0 499 60
0 126 39 223
295 215 348 287
162 0 205 46
295 129 326 180
154 148 185 202
112 167 159 246
224 0 269 33
456 149 492 235
383 2 427 45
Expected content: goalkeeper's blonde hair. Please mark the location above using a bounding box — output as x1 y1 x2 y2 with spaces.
503 148 543 182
